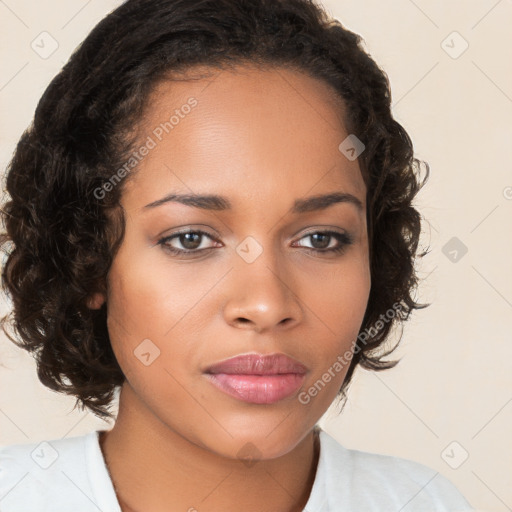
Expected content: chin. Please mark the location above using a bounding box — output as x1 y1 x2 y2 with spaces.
196 418 314 462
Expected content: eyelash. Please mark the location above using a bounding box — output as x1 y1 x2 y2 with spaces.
157 229 353 258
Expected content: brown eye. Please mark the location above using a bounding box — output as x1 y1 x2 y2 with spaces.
309 233 331 249
179 232 202 250
294 231 353 254
158 229 219 256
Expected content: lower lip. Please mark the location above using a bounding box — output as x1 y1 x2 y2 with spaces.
205 373 306 404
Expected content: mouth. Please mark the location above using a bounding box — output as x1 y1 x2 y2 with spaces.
203 353 308 404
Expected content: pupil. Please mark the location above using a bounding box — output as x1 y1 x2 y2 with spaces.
181 233 201 249
312 233 330 249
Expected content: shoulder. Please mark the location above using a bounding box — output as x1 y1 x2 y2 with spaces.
311 429 474 511
0 431 116 512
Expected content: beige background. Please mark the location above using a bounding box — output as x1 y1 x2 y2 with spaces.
1 1 511 510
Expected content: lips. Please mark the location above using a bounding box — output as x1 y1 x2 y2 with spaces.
204 353 308 404
205 353 308 376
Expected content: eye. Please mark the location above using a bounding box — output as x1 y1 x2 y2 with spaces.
292 231 353 254
158 229 220 256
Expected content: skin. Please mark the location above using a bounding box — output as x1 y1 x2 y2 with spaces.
91 63 371 512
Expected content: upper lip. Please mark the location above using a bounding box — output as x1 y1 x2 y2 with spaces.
204 353 308 375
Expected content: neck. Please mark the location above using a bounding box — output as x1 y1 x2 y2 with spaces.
99 382 320 512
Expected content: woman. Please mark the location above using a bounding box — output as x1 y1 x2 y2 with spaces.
0 0 473 510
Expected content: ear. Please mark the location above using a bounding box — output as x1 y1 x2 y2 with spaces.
87 292 106 310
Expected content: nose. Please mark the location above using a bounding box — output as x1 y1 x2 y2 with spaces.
223 248 303 334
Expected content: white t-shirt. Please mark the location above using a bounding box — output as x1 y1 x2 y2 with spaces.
0 427 473 511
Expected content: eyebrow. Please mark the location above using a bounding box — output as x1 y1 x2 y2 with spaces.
143 191 363 213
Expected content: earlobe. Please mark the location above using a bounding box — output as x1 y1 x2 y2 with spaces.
87 292 106 310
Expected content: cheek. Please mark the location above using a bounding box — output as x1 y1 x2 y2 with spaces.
106 245 205 335
297 252 370 402
308 251 371 341
104 244 222 381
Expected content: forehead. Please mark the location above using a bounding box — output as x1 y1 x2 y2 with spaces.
144 62 347 124
124 64 366 210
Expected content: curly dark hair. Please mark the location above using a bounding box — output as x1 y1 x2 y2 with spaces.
0 0 428 421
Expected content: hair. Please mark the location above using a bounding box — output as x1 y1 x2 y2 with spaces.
0 0 428 421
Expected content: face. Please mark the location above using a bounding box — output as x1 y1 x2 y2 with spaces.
100 64 370 459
